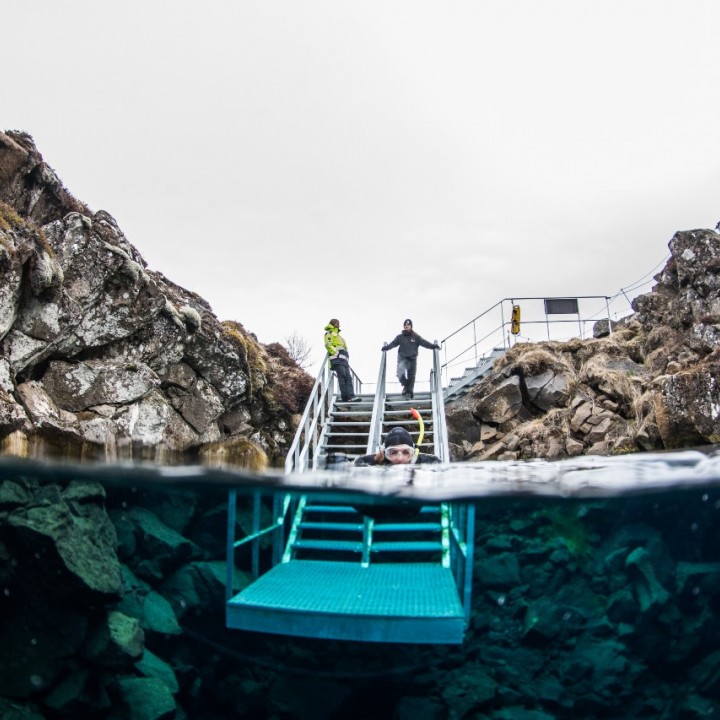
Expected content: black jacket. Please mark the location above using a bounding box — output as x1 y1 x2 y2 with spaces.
384 330 436 359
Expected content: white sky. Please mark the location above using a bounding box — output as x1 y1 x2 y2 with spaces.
4 1 720 389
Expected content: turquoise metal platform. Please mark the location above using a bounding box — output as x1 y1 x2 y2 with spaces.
225 346 475 644
227 560 465 643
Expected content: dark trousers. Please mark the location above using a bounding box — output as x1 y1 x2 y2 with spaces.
397 357 417 394
331 360 355 401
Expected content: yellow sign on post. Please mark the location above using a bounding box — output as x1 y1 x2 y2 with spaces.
511 304 521 335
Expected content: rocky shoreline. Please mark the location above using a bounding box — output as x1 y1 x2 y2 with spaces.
446 227 720 461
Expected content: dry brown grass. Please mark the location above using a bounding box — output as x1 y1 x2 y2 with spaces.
578 354 642 416
0 201 23 231
497 345 574 376
221 320 268 398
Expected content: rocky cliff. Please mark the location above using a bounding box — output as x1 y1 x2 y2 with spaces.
446 227 720 461
0 130 313 468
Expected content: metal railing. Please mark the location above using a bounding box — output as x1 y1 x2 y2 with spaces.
448 502 475 623
438 294 629 388
430 346 450 461
365 349 388 454
285 356 363 474
225 490 297 598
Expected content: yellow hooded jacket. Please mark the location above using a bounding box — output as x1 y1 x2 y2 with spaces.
324 323 349 363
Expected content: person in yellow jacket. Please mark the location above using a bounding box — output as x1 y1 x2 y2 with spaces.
324 318 359 403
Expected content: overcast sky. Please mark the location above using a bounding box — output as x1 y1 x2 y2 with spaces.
4 1 720 388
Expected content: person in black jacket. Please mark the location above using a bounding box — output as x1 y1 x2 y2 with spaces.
382 319 440 399
353 426 438 520
354 426 440 467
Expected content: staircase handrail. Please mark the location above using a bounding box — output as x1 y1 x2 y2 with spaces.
366 349 388 453
439 294 615 388
440 299 505 345
285 355 364 473
429 344 450 462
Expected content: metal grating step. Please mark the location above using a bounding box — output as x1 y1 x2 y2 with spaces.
303 505 360 514
227 560 465 644
299 522 365 532
329 411 374 418
372 541 443 553
326 431 372 437
292 539 364 552
326 424 372 429
321 444 368 451
373 522 442 532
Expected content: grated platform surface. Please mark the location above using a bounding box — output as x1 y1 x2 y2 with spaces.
227 560 465 643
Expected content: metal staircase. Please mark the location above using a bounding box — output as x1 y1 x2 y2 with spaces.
225 349 474 644
320 395 374 466
443 347 506 403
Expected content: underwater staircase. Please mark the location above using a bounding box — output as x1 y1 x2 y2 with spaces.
225 349 474 644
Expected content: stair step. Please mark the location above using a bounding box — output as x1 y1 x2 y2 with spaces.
325 430 367 438
303 505 359 514
383 409 433 416
330 411 374 417
292 539 363 552
373 522 441 532
326 423 372 427
321 443 367 450
300 522 365 532
380 421 433 429
371 541 443 552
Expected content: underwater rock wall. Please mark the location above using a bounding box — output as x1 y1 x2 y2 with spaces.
2 474 720 719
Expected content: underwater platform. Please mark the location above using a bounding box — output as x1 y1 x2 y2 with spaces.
226 559 466 644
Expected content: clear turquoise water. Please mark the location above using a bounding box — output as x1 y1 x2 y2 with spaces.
2 449 720 719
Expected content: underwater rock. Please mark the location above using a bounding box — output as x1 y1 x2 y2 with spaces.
135 648 180 695
112 676 176 720
83 610 144 669
112 506 200 583
625 546 671 613
267 674 351 720
440 663 497 717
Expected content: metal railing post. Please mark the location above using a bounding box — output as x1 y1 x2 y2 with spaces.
463 504 476 623
605 296 613 336
251 490 261 579
472 320 478 365
366 349 387 453
500 302 507 349
225 489 237 602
